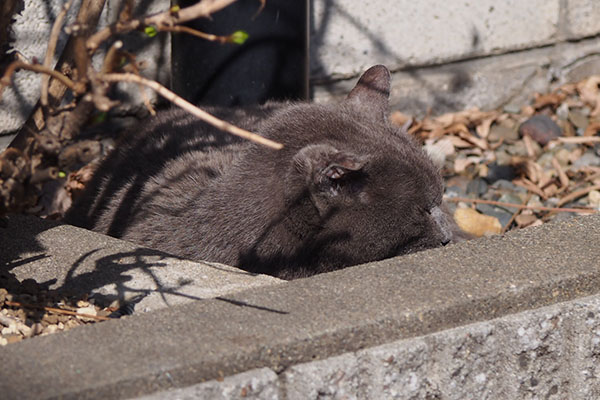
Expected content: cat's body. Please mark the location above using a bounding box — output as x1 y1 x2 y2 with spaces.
65 65 463 279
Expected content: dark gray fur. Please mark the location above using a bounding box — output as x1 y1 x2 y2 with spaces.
65 65 463 279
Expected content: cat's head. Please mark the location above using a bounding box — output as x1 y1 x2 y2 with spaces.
283 65 454 269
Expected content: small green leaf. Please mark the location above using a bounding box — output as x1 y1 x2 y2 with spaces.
91 112 107 124
144 26 158 37
229 30 249 45
58 171 66 178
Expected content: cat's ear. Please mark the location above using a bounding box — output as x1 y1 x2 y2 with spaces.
345 65 391 121
293 144 367 214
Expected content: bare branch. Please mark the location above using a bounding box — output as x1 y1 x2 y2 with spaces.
101 72 284 150
0 61 83 100
445 196 598 214
41 0 75 107
87 0 239 54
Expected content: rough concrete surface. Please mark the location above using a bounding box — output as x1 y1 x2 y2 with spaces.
314 37 600 116
1 213 599 399
1 215 282 312
565 0 600 38
311 0 561 79
144 294 600 399
278 295 600 399
137 368 280 400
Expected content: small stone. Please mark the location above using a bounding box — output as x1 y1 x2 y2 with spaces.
497 193 523 210
43 314 59 325
494 149 512 165
573 151 600 168
44 324 59 334
485 163 516 184
76 300 90 308
1 324 18 335
0 337 7 346
64 319 81 329
490 179 521 192
505 141 528 157
488 124 519 143
556 102 569 120
503 103 522 114
568 110 589 131
467 178 488 196
518 115 562 146
516 214 538 227
475 204 513 227
527 195 543 208
536 152 555 168
4 334 22 344
17 322 32 338
588 190 600 208
554 148 571 167
445 185 466 199
77 306 98 322
77 306 97 316
31 323 44 335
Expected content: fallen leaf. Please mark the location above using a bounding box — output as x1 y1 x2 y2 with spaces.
533 92 566 110
515 213 538 227
583 120 600 137
453 207 502 237
552 157 570 188
390 111 412 127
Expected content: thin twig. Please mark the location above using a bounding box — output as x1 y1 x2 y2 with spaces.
101 72 284 150
160 25 229 43
87 0 239 53
0 61 82 100
556 183 600 207
5 301 111 321
557 136 600 144
445 196 598 214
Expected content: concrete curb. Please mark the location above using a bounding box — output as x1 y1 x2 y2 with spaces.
1 213 599 399
1 215 283 312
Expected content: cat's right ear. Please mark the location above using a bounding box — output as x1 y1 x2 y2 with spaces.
345 65 391 121
293 144 367 214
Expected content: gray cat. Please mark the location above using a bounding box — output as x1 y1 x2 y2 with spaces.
65 65 463 279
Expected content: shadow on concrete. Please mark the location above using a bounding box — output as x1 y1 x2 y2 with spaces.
310 0 481 114
1 215 289 316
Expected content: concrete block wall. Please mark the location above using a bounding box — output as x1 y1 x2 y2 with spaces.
142 294 600 399
311 0 563 79
311 0 600 115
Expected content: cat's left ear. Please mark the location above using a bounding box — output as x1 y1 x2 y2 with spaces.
293 144 367 214
345 65 391 121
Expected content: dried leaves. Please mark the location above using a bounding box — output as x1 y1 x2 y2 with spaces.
0 0 279 219
394 75 600 237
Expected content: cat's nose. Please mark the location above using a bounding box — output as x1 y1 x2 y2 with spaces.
431 206 453 246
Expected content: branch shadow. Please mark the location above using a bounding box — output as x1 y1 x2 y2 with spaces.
310 0 483 114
